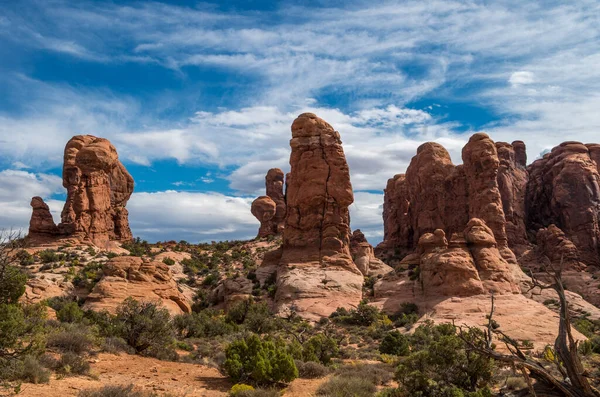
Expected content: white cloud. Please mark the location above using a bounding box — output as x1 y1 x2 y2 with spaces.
509 71 535 86
0 170 63 232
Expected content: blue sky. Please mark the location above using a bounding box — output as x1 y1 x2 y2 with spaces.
1 0 600 243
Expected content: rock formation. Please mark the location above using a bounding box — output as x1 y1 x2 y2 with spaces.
275 113 363 321
28 197 59 240
377 133 518 263
84 256 190 315
28 135 134 247
418 218 520 297
349 229 393 277
251 168 286 238
495 141 529 255
535 224 585 271
526 141 600 266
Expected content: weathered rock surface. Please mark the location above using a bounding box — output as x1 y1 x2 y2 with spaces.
251 168 286 238
28 197 59 240
275 113 363 321
526 141 600 266
536 224 585 271
377 134 519 266
58 135 134 247
84 256 191 315
350 229 393 277
496 142 529 255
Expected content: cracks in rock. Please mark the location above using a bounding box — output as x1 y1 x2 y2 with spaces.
318 131 333 268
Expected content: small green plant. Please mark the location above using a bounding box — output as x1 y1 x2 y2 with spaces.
379 331 409 356
223 334 298 385
162 257 175 266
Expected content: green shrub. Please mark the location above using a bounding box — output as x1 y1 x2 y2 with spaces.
0 356 51 384
335 363 394 386
78 384 154 397
223 334 298 385
379 331 409 356
316 376 377 397
295 360 330 379
162 257 175 266
394 322 493 396
0 303 47 359
330 301 383 326
57 301 84 323
122 238 152 257
16 250 35 266
57 352 90 375
0 266 27 304
101 337 134 355
38 249 59 263
173 311 235 339
230 384 254 396
114 298 174 355
302 334 339 365
47 326 94 354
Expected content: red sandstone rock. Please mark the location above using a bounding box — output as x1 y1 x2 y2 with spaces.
375 174 412 259
526 141 600 266
535 225 585 271
251 196 277 238
512 140 527 168
28 197 59 239
251 168 286 238
275 113 363 321
350 229 393 277
51 135 134 247
496 142 529 255
84 256 191 315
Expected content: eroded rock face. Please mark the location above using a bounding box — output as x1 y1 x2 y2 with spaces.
31 135 134 247
526 141 600 266
378 134 516 262
275 113 363 321
496 142 529 255
84 256 191 315
28 197 59 240
536 225 585 271
251 168 287 237
350 229 393 277
418 219 519 297
251 196 277 237
59 135 134 246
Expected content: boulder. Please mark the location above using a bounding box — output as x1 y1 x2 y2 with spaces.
251 196 277 238
84 256 191 315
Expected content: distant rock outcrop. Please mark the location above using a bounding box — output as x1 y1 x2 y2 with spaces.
84 256 191 315
28 197 59 240
275 113 363 321
350 229 393 277
526 141 600 266
251 168 286 238
28 135 134 247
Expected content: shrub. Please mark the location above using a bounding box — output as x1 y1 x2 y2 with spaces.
16 250 35 266
78 384 154 397
57 301 84 323
335 363 394 386
39 249 59 263
0 266 27 304
0 303 47 359
57 352 90 375
302 334 339 365
101 337 134 355
223 334 298 385
47 325 94 354
379 331 409 356
295 360 330 379
394 322 494 396
173 311 235 339
230 384 254 396
114 298 174 355
330 301 383 326
316 376 377 397
162 257 175 266
0 356 51 384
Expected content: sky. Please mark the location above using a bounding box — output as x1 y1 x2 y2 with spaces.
1 0 600 244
